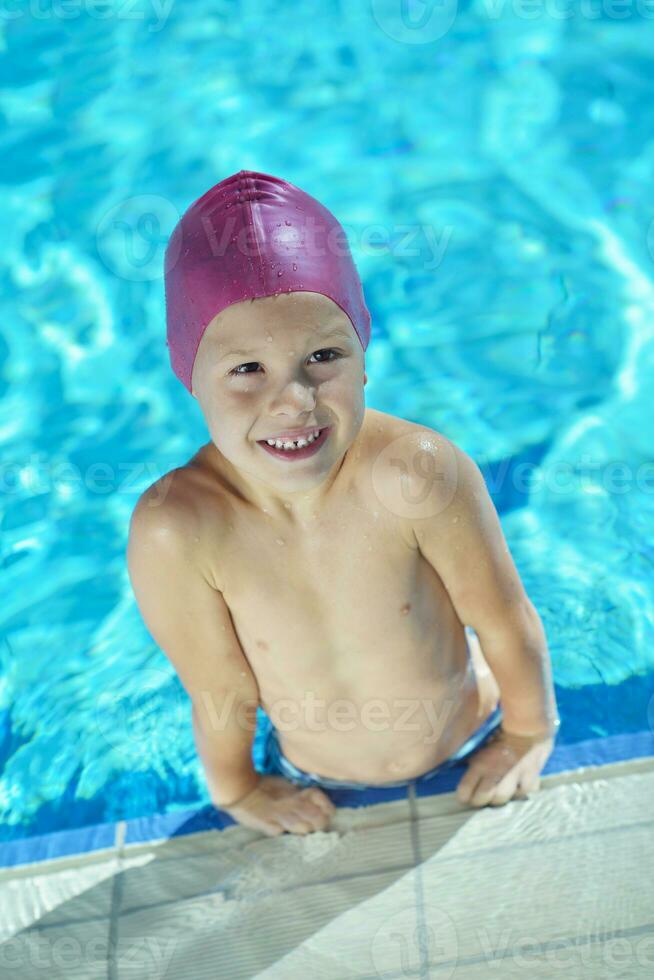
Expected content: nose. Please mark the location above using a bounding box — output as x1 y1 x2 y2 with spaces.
269 377 317 415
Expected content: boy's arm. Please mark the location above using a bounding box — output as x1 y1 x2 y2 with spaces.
126 486 262 808
404 433 560 739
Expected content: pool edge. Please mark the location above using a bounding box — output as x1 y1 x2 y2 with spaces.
1 730 652 874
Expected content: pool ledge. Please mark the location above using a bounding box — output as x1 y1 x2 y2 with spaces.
1 729 653 874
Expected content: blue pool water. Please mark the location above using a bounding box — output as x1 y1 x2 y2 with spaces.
1 3 654 843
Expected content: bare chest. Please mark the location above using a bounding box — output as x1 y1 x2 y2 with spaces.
212 497 460 713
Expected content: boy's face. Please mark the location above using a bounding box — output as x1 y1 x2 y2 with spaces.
191 291 367 495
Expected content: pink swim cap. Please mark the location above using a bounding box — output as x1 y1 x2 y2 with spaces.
164 169 372 393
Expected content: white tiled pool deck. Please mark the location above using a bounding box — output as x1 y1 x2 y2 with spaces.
1 753 652 979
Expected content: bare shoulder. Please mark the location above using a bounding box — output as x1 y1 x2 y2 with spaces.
364 406 462 454
363 408 474 521
129 467 198 540
127 451 229 585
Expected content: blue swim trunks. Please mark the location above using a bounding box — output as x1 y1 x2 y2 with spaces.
257 702 503 791
255 623 503 791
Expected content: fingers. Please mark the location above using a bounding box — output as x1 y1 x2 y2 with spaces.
487 772 521 806
276 807 328 835
261 822 286 837
302 787 337 817
275 812 313 834
275 788 336 835
518 775 541 796
468 775 509 807
455 769 483 805
457 770 540 808
224 775 338 836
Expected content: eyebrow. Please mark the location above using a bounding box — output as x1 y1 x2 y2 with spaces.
217 328 353 361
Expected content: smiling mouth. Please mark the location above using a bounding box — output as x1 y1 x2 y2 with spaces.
258 427 326 448
256 426 331 458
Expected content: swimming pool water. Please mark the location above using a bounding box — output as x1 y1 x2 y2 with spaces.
1 3 654 841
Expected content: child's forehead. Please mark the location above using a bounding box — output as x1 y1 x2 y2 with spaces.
206 292 356 344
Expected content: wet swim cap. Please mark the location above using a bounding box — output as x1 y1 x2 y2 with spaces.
164 169 372 393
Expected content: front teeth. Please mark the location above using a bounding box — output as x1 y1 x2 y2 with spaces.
266 428 322 450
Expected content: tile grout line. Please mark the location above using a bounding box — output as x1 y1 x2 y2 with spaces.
407 781 431 980
107 822 127 980
28 808 654 935
114 821 126 852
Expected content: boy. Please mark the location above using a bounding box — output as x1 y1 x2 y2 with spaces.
127 170 560 838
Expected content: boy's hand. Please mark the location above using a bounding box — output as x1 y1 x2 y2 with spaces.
455 727 555 808
219 775 337 837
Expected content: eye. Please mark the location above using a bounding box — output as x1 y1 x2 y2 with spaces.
310 348 340 364
228 349 341 376
229 361 260 376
